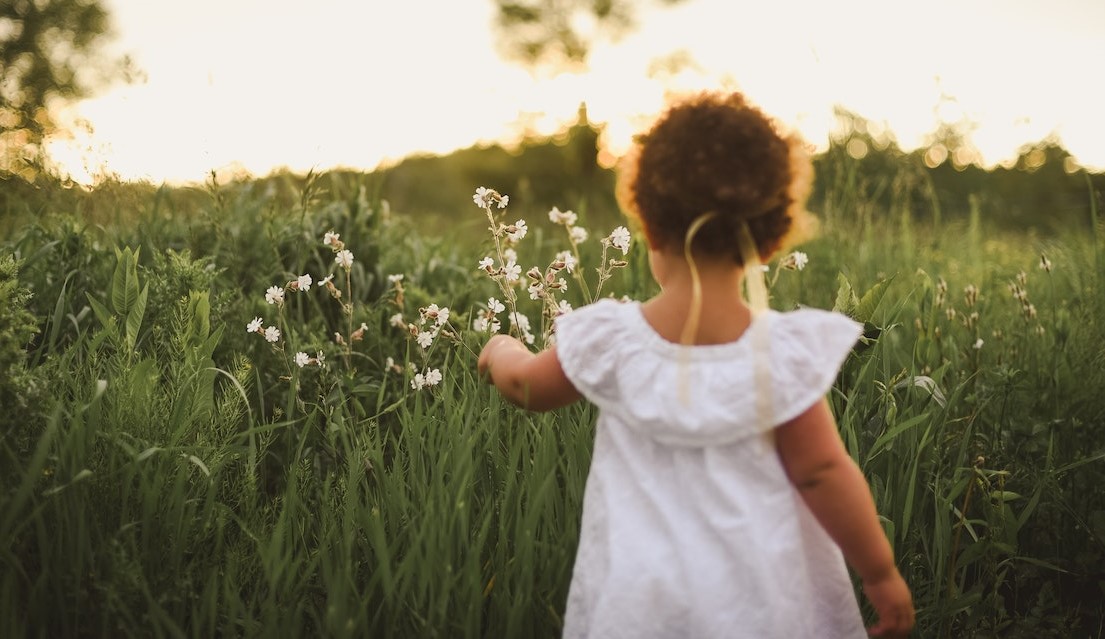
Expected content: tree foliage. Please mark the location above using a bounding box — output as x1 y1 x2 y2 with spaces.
0 0 131 180
493 0 689 69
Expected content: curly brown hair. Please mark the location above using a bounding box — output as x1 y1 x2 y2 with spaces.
616 90 815 263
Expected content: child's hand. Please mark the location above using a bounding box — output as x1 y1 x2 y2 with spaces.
477 334 520 383
863 570 914 637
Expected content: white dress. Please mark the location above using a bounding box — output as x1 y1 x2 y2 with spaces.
553 299 868 639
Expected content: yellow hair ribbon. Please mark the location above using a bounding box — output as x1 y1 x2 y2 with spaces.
679 212 717 347
677 212 716 405
737 221 769 316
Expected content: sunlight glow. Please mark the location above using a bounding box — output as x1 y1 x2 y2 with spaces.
41 0 1105 186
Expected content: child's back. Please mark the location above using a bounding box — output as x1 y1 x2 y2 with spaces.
554 299 866 638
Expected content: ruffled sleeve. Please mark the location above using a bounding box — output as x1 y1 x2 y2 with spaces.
554 299 625 409
767 309 863 425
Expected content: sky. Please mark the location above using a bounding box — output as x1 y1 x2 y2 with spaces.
44 0 1105 186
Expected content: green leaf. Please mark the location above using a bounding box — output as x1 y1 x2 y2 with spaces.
185 454 211 478
832 272 858 317
42 469 94 497
855 275 895 322
86 294 118 331
186 291 211 346
125 283 149 351
136 446 162 462
46 275 71 353
111 246 141 316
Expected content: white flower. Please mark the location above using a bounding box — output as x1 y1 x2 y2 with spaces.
478 256 494 271
503 247 518 263
510 311 531 332
973 338 984 350
247 317 263 333
421 303 448 326
548 206 578 226
473 312 489 332
323 231 340 247
424 368 442 386
528 282 543 300
508 219 528 242
264 326 281 343
296 274 312 291
569 226 588 244
416 331 434 348
556 250 577 273
315 351 325 366
319 274 334 286
510 312 535 344
295 352 310 368
265 285 285 305
335 250 354 269
608 226 631 255
473 187 508 209
387 273 404 283
385 356 395 370
782 251 809 271
557 300 573 315
488 297 505 314
502 260 521 282
411 373 426 390
389 313 405 328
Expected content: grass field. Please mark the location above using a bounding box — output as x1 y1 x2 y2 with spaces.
1 168 1104 637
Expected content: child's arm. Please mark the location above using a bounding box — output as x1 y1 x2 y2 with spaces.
477 334 582 412
775 398 915 638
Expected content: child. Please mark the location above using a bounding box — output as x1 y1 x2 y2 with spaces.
477 91 914 638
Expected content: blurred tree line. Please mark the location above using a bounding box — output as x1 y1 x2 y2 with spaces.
358 106 1103 238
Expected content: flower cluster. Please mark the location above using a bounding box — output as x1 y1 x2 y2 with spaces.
471 187 633 347
247 316 281 343
249 265 321 364
410 303 451 350
410 368 443 390
246 229 369 378
472 297 506 333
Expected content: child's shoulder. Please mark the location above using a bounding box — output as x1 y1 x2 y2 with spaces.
770 306 861 338
555 297 631 332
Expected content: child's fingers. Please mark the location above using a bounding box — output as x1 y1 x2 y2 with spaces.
862 573 914 638
865 599 915 637
477 334 513 383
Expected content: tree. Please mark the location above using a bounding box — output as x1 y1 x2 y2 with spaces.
0 0 132 181
492 0 689 70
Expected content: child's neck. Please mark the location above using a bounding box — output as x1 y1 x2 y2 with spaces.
641 251 754 346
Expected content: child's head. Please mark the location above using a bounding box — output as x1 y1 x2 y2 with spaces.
616 90 815 264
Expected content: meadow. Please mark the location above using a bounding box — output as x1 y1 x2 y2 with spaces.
1 160 1104 638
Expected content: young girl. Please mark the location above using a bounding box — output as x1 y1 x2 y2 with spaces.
477 91 914 638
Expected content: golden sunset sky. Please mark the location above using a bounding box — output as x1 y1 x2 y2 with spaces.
45 0 1105 185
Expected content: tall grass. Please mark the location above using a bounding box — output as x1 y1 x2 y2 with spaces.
2 168 1104 637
